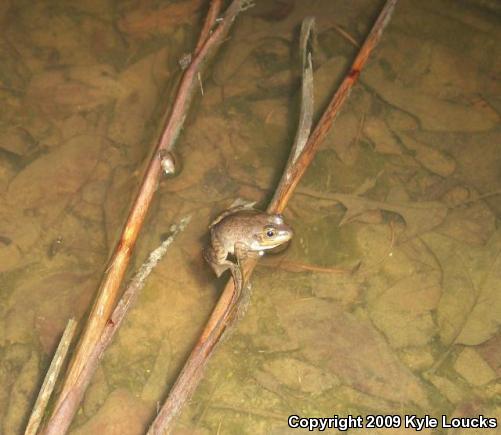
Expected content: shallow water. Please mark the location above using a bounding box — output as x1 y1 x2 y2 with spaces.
0 0 500 433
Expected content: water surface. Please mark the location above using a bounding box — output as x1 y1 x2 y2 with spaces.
0 0 500 433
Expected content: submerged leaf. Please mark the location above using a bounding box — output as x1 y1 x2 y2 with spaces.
436 198 496 245
6 134 102 210
398 133 456 177
277 298 430 408
118 0 203 38
454 347 497 386
424 230 501 346
367 271 441 348
331 192 448 238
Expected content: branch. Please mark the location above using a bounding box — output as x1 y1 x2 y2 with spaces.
40 1 246 433
195 0 223 55
147 0 399 433
40 218 190 434
268 0 398 214
24 319 77 435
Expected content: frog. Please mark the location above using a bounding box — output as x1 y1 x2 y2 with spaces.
204 205 293 294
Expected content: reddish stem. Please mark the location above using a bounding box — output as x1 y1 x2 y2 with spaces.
40 1 245 434
148 0 399 433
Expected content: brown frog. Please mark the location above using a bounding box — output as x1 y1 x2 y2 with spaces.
204 206 293 293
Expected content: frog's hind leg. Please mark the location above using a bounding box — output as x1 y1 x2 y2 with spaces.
203 246 233 277
205 251 242 303
204 245 243 303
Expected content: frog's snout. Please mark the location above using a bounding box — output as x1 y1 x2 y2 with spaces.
279 226 294 242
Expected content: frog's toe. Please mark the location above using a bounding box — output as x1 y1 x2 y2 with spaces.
212 263 230 277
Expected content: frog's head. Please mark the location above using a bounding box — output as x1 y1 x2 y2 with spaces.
252 214 293 251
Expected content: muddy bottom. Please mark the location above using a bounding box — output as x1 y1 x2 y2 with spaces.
0 0 500 434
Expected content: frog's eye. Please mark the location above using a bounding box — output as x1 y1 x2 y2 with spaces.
265 228 276 238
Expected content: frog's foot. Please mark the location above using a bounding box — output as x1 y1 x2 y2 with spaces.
203 247 233 277
209 260 243 299
212 263 232 278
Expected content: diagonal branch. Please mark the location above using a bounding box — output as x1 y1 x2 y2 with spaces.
148 0 399 433
40 1 247 434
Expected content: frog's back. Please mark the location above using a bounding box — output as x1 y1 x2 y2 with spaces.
211 208 268 251
209 206 260 228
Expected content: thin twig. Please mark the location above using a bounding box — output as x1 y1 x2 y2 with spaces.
102 216 191 348
41 217 190 434
269 0 398 214
260 259 356 275
290 17 315 165
195 0 223 55
148 1 398 433
24 319 77 435
332 23 360 47
40 1 245 433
